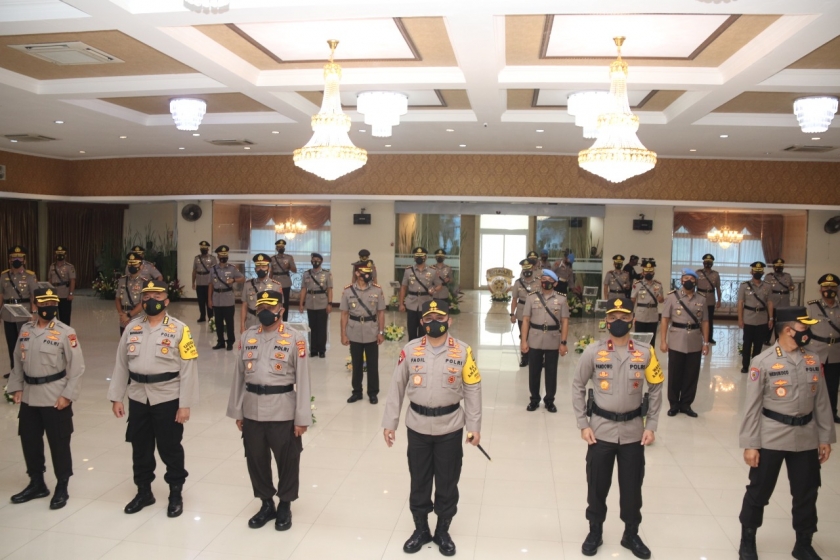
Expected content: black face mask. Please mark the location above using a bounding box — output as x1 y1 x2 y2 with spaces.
143 299 166 316
607 319 631 337
38 306 58 321
128 266 139 274
683 280 696 291
436 257 445 263
219 257 228 263
361 273 372 283
823 290 838 300
277 247 285 254
415 257 425 265
542 281 555 291
256 269 268 278
753 272 763 280
644 273 654 281
11 259 22 269
424 320 448 338
614 263 622 269
523 271 533 277
56 255 65 261
704 262 712 268
528 258 538 266
258 309 281 326
200 249 208 255
311 261 321 268
791 328 812 347
774 267 783 273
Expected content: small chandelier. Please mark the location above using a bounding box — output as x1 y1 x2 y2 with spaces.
793 96 838 133
356 92 408 137
274 206 307 240
184 0 230 14
578 37 657 183
707 212 744 249
567 91 610 139
293 40 368 181
170 98 206 131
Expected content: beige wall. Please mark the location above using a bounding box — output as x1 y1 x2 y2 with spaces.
177 200 213 299
212 202 241 250
123 202 177 244
805 210 840 302
781 213 808 265
330 200 396 287
460 215 477 289
603 205 675 290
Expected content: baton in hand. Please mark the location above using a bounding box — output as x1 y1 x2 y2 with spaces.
467 432 491 461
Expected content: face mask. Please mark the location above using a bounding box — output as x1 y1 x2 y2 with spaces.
256 269 267 278
614 263 622 269
774 267 783 273
56 255 65 261
823 290 837 300
752 272 763 280
143 299 166 316
523 271 533 277
219 257 228 263
414 257 425 264
436 257 445 263
541 281 555 291
38 306 58 321
644 273 654 281
791 328 811 347
683 280 696 291
11 259 22 269
607 319 631 337
704 262 712 268
528 258 538 266
277 247 285 254
258 309 280 326
128 266 139 274
311 261 321 268
200 249 208 255
361 273 372 283
424 320 448 338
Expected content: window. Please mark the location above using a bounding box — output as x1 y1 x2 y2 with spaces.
478 214 527 286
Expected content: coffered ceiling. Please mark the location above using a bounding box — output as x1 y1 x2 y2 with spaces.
0 0 837 162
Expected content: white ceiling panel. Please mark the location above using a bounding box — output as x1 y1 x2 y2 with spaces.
0 0 88 22
340 90 442 107
536 89 653 107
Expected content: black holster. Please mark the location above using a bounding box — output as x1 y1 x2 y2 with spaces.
586 389 594 417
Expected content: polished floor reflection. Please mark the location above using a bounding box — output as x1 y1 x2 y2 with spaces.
0 291 838 559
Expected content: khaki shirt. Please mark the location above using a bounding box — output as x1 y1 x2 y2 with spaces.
1 269 37 322
630 280 663 323
554 261 574 285
270 254 296 288
432 263 453 300
523 291 570 350
193 254 218 287
695 268 720 306
8 319 84 406
604 269 631 297
340 282 386 343
108 314 199 407
807 299 840 364
511 276 539 321
740 343 836 451
48 261 76 299
302 268 333 310
765 272 794 309
211 263 244 307
738 281 772 325
572 339 663 443
382 335 482 436
402 266 440 312
117 275 147 310
661 289 708 353
243 278 279 330
226 323 311 424
126 261 162 281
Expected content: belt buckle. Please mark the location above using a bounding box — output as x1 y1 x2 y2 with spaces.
359 317 365 323
542 325 548 332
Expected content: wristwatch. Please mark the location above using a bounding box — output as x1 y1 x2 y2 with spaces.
561 340 567 345
509 313 514 316
378 331 385 335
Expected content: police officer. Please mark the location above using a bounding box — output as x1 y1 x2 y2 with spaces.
382 299 482 557
660 269 710 417
526 250 540 267
227 289 311 531
538 250 550 270
399 247 441 341
696 254 722 344
7 288 84 510
340 261 386 404
208 245 244 350
766 258 795 311
521 270 570 412
604 255 631 299
48 245 76 325
432 249 454 305
350 249 378 284
572 297 663 559
2 246 38 376
108 279 199 518
807 274 840 423
126 245 163 281
299 253 333 358
631 259 664 344
510 259 540 368
271 240 297 322
241 254 279 332
737 307 835 560
738 262 774 374
116 253 147 335
191 240 217 323
553 254 575 295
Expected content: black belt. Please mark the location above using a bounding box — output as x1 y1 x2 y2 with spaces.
697 288 714 294
592 402 642 422
129 371 179 384
744 305 766 312
408 291 429 296
349 314 377 323
246 383 293 395
636 302 657 308
6 298 26 304
121 304 134 311
214 286 232 292
671 322 700 330
24 370 66 385
772 290 790 294
608 292 625 297
53 281 70 287
518 299 526 304
762 408 813 426
276 271 290 276
196 271 209 275
309 290 326 295
410 402 460 417
248 308 256 316
532 323 559 332
812 334 837 344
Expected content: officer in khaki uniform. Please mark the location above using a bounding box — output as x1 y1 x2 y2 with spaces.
526 250 540 267
738 261 774 374
126 245 163 281
341 261 386 404
227 289 311 531
696 254 722 344
241 254 279 332
807 274 840 422
48 245 76 325
350 249 378 284
399 247 442 341
2 246 38 376
8 288 84 510
521 269 570 412
116 253 148 335
108 279 199 519
766 258 795 311
208 245 245 350
191 240 217 323
572 297 663 559
737 307 835 560
631 259 664 345
510 259 540 367
271 240 297 322
298 253 333 358
604 255 631 299
382 299 482 557
431 249 454 305
660 269 709 417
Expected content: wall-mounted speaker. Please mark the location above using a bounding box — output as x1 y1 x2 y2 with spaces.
353 213 371 225
633 219 653 231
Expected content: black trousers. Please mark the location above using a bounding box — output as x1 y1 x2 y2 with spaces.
4 320 23 371
707 305 716 341
407 310 423 341
126 398 187 486
19 402 74 480
282 287 291 322
667 349 701 410
242 418 302 502
407 428 463 519
58 298 72 326
742 323 769 371
196 285 212 320
350 341 379 397
740 448 821 533
307 309 328 355
517 320 529 365
214 305 235 346
824 361 840 418
634 320 658 346
528 348 559 405
585 440 645 525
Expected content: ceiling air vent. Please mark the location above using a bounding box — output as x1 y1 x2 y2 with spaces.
9 42 124 65
782 145 837 153
207 139 255 146
5 134 57 143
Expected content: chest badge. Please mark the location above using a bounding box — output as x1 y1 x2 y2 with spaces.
274 363 283 371
773 380 788 386
771 363 785 370
247 351 253 358
634 371 641 378
600 380 610 390
20 351 25 360
413 375 422 386
598 371 609 378
448 375 456 384
775 387 787 397
246 362 253 370
129 345 136 352
132 325 142 332
632 381 640 390
275 352 285 359
812 374 819 382
161 347 169 355
161 339 171 346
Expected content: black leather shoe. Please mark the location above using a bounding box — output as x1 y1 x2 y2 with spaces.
834 415 840 424
11 476 50 504
2 372 9 379
545 404 558 413
212 342 225 350
248 499 276 529
124 486 155 514
197 318 206 323
519 358 528 367
318 352 325 358
792 531 822 560
667 407 679 417
738 526 758 560
681 407 699 418
526 402 539 412
347 394 363 403
275 501 292 531
740 366 748 373
226 344 234 351
433 517 456 557
167 484 183 518
403 513 433 553
369 396 378 404
49 478 69 510
621 531 651 559
581 522 603 556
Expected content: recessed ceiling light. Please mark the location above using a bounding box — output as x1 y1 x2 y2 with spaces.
54 120 64 124
690 149 697 152
119 135 127 139
812 137 821 140
10 139 17 143
192 133 200 137
385 144 391 147
536 146 543 149
720 134 729 138
459 144 466 147
536 129 544 133
79 150 85 154
271 130 279 134
179 147 185 150
446 129 454 132
244 146 250 150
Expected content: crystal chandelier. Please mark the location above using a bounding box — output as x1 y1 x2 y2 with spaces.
293 40 368 181
170 98 207 131
567 91 610 139
183 0 230 14
793 96 838 133
707 211 744 249
578 37 657 183
274 206 307 240
356 92 408 137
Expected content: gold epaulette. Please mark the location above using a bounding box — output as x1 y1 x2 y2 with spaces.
373 283 381 288
0 269 8 274
668 289 677 294
808 299 819 305
343 284 352 290
26 270 36 275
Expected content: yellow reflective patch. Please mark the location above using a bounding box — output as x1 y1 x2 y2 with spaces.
179 325 198 360
645 348 664 385
462 346 481 385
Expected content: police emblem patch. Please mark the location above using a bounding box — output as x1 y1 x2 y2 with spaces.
775 387 787 397
749 368 759 381
600 380 610 390
161 347 169 354
413 375 422 386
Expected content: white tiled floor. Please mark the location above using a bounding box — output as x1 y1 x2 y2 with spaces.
0 291 838 559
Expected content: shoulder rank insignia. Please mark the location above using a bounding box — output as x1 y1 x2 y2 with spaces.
807 299 819 305
775 346 783 357
344 284 352 290
373 283 381 288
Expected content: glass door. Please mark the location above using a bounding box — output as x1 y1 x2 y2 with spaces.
478 215 528 287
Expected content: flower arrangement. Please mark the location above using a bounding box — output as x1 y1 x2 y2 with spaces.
345 353 367 372
167 278 184 302
3 385 13 404
208 317 216 333
567 294 585 316
738 342 743 356
447 291 463 314
384 323 405 342
92 272 118 300
387 295 399 311
574 335 596 354
490 292 511 303
311 395 317 424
